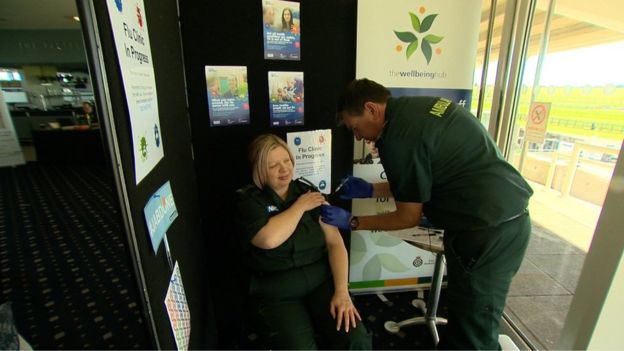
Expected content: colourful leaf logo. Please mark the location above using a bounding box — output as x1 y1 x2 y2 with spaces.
139 136 148 161
394 7 444 64
136 5 143 29
349 233 367 266
371 232 404 247
362 253 410 280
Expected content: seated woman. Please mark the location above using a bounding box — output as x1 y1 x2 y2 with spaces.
236 134 371 350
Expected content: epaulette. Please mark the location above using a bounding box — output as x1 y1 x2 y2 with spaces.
295 177 319 192
236 184 259 196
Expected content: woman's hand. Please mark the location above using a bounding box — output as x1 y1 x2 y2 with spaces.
292 191 325 213
330 290 362 333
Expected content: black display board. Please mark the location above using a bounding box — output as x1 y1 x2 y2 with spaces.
78 0 216 348
179 0 357 347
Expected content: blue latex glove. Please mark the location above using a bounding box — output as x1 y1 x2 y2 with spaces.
419 216 432 228
336 176 373 200
320 205 352 230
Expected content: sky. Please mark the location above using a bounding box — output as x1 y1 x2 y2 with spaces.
475 40 624 87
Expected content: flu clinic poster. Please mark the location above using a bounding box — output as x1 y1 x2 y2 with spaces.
106 0 164 184
287 129 332 194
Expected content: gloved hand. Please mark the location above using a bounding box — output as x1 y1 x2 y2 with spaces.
336 176 373 200
320 205 353 230
419 216 432 228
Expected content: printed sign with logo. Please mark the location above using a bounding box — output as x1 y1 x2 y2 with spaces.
106 0 164 184
356 0 481 106
525 102 551 144
143 181 179 253
348 164 438 292
352 0 481 293
287 130 331 194
357 1 482 81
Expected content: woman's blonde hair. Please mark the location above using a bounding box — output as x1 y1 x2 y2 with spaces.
248 134 295 189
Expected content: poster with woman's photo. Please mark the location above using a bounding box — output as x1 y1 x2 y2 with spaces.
268 71 304 126
205 65 250 127
262 0 300 60
353 139 381 165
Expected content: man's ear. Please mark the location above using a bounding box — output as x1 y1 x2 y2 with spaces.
365 101 383 121
363 101 376 115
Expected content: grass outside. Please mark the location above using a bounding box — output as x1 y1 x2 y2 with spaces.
472 85 624 142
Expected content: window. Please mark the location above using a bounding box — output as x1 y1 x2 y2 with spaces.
476 0 624 348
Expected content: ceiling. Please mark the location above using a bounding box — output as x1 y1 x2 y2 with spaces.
478 0 624 61
0 0 80 30
1 0 623 59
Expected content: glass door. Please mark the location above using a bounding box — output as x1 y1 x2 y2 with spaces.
477 0 624 349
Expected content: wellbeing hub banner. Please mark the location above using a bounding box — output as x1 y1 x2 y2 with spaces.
350 0 482 293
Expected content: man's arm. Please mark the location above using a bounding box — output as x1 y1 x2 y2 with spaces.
356 201 423 231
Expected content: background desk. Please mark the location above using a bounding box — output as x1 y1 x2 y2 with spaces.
32 128 106 164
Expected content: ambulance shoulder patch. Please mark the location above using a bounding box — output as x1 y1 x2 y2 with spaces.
429 97 452 118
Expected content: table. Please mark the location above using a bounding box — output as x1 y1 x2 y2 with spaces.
384 227 448 346
31 127 106 164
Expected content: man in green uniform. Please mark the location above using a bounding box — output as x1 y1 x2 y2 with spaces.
236 134 371 350
321 78 533 349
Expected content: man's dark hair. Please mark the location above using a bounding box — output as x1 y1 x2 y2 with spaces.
337 78 391 118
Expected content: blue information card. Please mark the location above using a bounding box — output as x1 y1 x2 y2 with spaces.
144 181 179 253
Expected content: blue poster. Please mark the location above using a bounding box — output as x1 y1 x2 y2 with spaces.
143 181 179 253
205 65 250 127
268 71 304 126
262 0 301 60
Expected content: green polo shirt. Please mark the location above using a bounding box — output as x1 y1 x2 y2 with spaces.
235 180 327 272
376 96 533 231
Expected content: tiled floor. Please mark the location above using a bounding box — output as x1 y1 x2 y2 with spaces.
504 180 599 350
1 163 150 349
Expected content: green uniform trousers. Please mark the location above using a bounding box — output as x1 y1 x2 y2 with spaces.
248 259 372 350
438 212 531 350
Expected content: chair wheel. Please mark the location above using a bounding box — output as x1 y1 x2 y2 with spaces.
411 299 427 312
384 321 401 333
